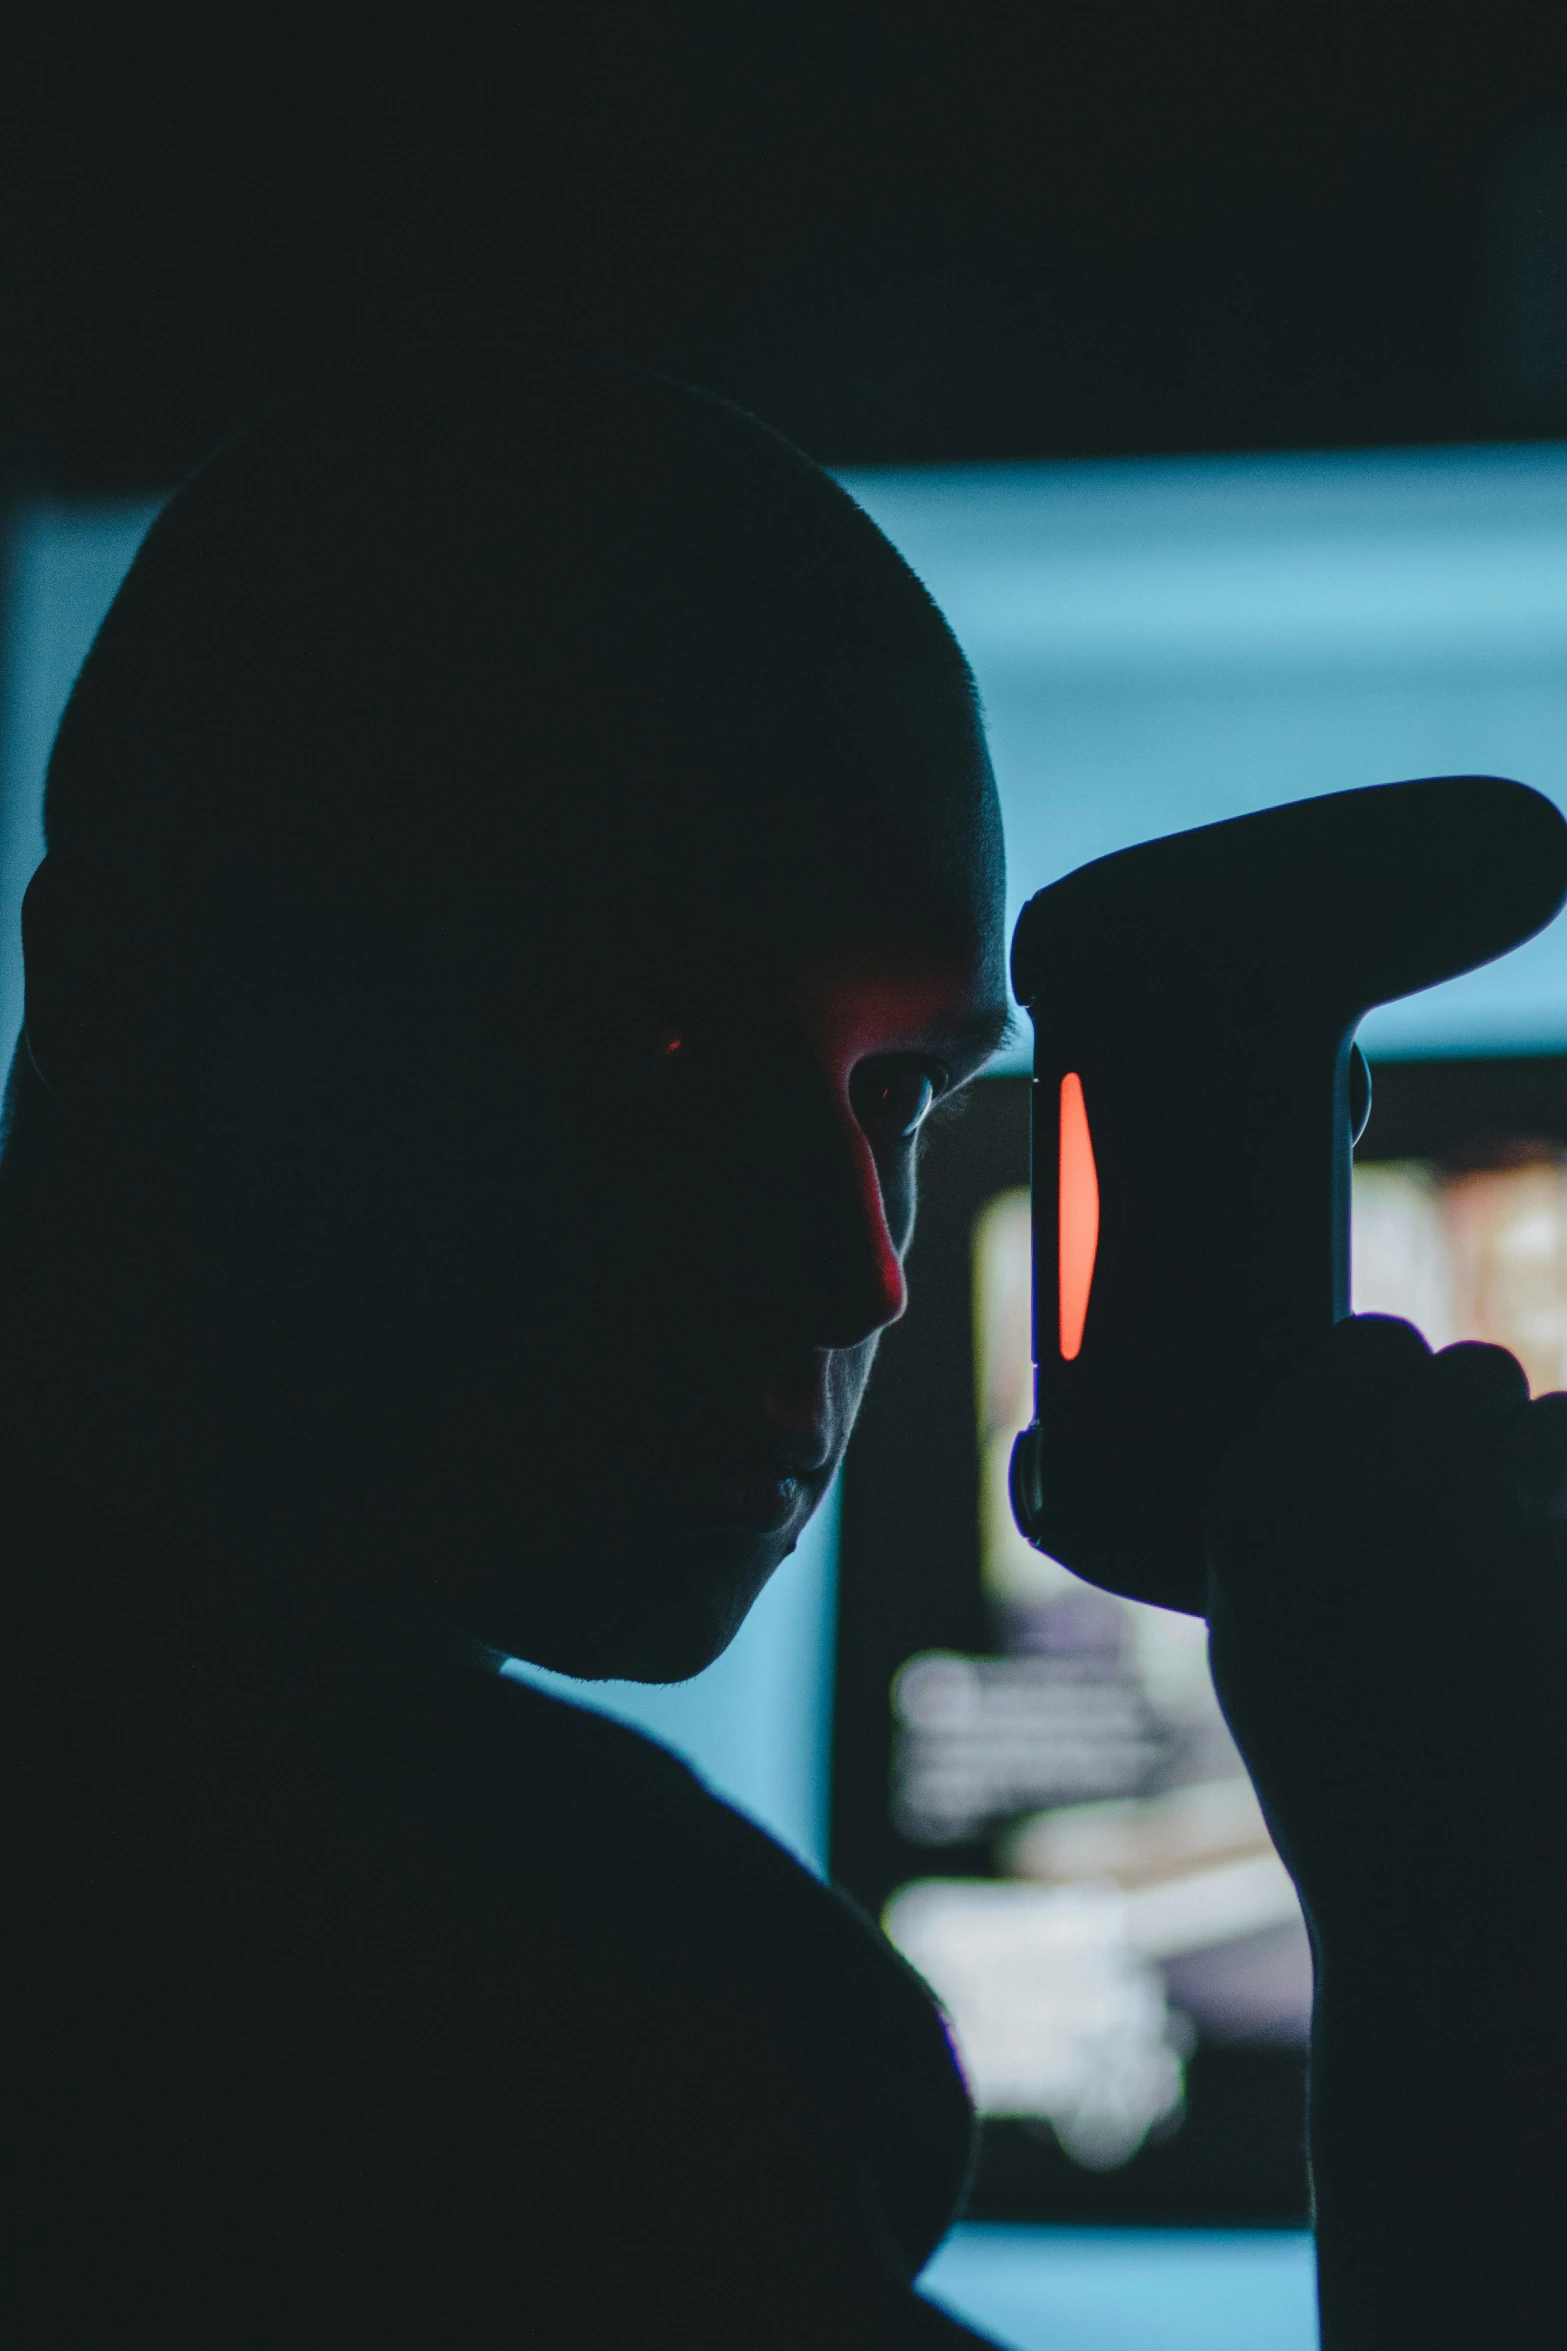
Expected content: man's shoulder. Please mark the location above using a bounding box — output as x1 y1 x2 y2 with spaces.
436 1661 976 2264
444 1658 906 1997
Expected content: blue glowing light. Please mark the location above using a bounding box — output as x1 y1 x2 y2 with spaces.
920 2225 1319 2351
838 443 1567 1061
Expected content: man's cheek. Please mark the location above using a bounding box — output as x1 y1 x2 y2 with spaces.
831 1336 884 1437
873 1148 919 1257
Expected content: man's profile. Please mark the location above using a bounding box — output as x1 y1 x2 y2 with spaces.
2 351 1564 2348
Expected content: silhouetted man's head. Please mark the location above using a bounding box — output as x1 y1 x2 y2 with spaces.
4 354 1007 1677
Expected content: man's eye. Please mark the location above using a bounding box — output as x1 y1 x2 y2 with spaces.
851 1059 939 1140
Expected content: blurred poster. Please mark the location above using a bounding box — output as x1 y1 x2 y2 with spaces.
884 1149 1567 2170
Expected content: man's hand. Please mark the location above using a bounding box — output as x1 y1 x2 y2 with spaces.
1207 1313 1565 1948
1205 1314 1567 2345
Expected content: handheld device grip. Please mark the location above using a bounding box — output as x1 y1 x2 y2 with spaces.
1008 774 1567 1615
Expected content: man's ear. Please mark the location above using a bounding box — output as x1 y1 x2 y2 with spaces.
21 850 180 1112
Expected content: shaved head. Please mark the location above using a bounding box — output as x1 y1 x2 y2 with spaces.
1 351 1007 1678
37 351 994 940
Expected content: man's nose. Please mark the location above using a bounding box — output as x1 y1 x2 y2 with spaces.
801 1114 909 1351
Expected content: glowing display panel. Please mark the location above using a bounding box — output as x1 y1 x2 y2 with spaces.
1058 1072 1099 1359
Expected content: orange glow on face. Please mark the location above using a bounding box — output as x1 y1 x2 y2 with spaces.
1058 1071 1099 1360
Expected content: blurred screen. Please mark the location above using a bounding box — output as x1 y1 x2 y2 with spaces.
1352 1153 1567 1391
883 1151 1567 2162
884 1183 1307 2174
846 1088 1566 2204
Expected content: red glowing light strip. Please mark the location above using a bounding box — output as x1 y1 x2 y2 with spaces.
1058 1071 1099 1360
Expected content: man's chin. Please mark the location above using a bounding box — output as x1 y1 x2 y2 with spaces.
487 1522 792 1685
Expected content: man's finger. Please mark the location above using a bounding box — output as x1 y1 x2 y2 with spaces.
1209 1317 1433 1609
1281 1313 1433 1441
1388 1340 1532 1492
1224 1314 1432 1502
1490 1390 1567 1540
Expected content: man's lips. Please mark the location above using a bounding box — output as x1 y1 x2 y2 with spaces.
671 1470 801 1533
663 1445 831 1534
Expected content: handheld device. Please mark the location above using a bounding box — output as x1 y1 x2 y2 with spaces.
1007 774 1567 1615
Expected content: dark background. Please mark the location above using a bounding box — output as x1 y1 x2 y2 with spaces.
6 3 1567 495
